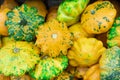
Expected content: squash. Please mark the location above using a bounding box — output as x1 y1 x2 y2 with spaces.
5 4 45 42
0 8 10 36
57 0 90 26
69 23 94 40
46 6 58 22
25 0 47 18
84 64 100 80
81 1 117 34
107 17 120 48
30 56 68 80
67 37 106 67
99 46 120 80
0 38 40 76
1 0 18 10
0 74 10 80
36 19 73 57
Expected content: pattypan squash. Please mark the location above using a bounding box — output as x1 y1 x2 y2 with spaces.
84 64 100 80
0 38 40 76
36 19 73 57
30 56 68 80
57 0 90 26
68 37 106 67
5 4 45 42
81 1 117 34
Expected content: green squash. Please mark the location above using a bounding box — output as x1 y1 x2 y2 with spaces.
99 46 120 80
5 4 45 42
30 56 68 80
57 0 89 26
107 17 120 47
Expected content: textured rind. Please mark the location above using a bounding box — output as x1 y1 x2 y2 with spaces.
30 56 68 80
57 0 89 26
81 1 116 34
107 17 120 47
36 19 73 57
99 46 120 80
68 37 106 67
5 4 45 42
0 40 40 76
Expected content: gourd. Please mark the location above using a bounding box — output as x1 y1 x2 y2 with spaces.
99 46 120 80
0 38 40 76
36 19 73 57
81 1 117 34
84 64 100 80
0 74 10 80
46 6 58 22
5 4 45 42
69 23 94 40
30 56 68 80
0 8 10 36
1 0 18 10
25 0 47 17
107 17 120 48
57 0 90 26
67 37 106 67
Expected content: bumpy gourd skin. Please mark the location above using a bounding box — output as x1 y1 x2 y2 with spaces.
30 56 68 80
0 39 40 76
57 0 89 26
5 4 45 42
99 46 120 80
81 1 116 34
107 17 120 47
68 37 106 67
36 19 73 57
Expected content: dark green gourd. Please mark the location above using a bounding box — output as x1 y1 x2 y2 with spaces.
5 4 45 42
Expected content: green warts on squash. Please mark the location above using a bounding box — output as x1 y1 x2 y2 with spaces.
90 10 95 15
13 47 20 53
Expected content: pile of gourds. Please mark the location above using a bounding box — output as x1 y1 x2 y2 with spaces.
0 0 120 80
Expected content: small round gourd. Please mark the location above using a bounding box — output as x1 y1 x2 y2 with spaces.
0 38 40 76
36 19 73 57
30 56 68 80
81 1 117 34
5 4 45 41
68 37 106 67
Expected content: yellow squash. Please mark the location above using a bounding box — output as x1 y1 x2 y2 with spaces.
68 37 106 67
81 1 116 34
69 23 94 40
36 19 73 57
84 64 100 80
